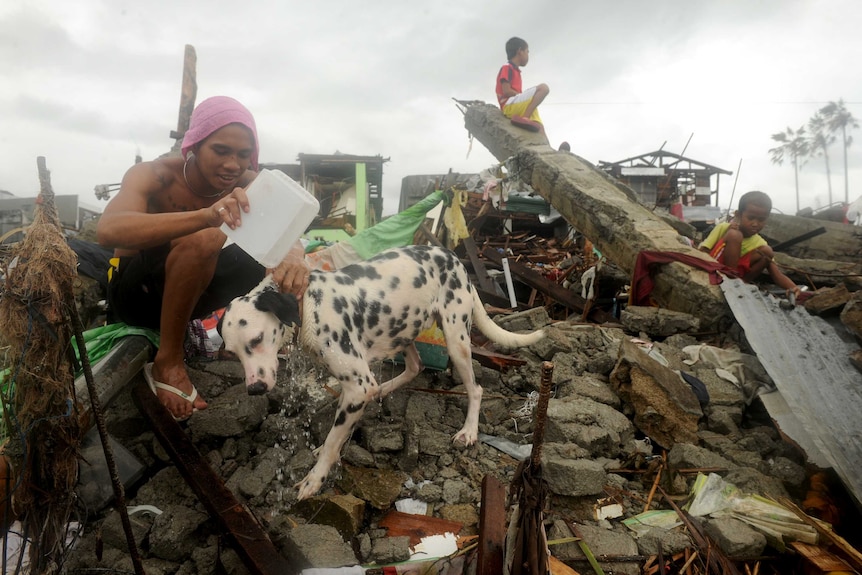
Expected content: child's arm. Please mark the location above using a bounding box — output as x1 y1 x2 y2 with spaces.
767 260 802 298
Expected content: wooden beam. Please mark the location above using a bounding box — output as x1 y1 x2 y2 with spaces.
463 236 496 293
477 475 506 575
170 44 197 150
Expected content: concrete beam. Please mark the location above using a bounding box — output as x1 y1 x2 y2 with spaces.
463 102 730 329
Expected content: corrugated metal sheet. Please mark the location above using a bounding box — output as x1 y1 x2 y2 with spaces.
720 278 862 507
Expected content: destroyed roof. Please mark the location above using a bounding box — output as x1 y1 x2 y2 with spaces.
599 149 733 176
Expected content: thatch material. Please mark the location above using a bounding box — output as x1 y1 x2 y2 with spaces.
0 158 81 573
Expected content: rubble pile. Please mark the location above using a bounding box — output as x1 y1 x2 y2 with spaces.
63 304 839 574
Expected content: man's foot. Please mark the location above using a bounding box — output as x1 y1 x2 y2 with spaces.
146 362 208 421
510 115 542 132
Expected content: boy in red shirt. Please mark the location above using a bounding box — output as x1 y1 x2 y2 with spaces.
699 190 800 297
496 37 549 132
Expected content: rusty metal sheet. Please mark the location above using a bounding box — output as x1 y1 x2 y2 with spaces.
720 278 862 508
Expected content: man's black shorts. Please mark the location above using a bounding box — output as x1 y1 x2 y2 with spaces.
107 243 265 329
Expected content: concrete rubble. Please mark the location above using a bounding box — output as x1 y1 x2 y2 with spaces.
63 305 828 573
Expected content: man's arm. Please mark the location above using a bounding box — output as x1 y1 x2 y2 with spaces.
97 162 236 250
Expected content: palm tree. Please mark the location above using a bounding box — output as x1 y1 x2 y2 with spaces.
807 111 836 205
819 99 859 204
769 126 809 213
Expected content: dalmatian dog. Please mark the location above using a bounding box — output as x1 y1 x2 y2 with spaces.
219 245 544 500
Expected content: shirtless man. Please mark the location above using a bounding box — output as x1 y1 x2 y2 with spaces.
97 96 309 420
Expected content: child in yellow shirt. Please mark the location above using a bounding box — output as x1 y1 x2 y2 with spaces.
700 191 800 297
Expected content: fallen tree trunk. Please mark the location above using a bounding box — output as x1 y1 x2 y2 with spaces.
462 102 730 329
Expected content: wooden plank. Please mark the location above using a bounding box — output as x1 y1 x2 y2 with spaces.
471 346 527 371
463 236 496 293
477 475 506 575
789 541 852 573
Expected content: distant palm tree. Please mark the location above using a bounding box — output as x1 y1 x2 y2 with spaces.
807 111 836 205
769 126 809 213
819 99 859 204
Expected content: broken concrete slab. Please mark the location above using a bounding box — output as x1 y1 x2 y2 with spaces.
148 505 209 563
549 521 640 575
774 252 862 290
610 339 702 447
763 212 862 264
463 102 731 330
621 305 702 337
544 396 635 458
703 516 767 557
187 383 269 440
279 523 358 569
293 493 366 539
337 465 406 510
541 454 607 497
371 535 412 564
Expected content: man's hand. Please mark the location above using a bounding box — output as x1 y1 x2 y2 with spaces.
271 244 310 299
207 187 251 230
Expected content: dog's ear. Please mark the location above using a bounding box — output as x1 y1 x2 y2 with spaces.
255 289 301 327
216 305 228 336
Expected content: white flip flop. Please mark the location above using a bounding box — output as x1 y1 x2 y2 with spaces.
143 363 200 422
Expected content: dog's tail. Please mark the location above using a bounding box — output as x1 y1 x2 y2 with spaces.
470 287 545 348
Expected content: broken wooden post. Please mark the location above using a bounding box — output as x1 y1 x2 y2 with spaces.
462 102 731 329
169 44 198 152
477 475 506 575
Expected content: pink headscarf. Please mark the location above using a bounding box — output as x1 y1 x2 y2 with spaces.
181 96 260 170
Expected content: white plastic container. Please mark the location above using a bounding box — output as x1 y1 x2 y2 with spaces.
221 169 320 267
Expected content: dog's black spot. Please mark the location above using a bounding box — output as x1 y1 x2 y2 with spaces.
389 277 400 290
315 328 321 337
445 289 455 304
376 329 384 337
382 304 391 315
333 296 348 314
308 288 324 305
339 330 352 355
413 320 422 329
335 275 355 286
238 319 247 327
343 264 382 281
367 301 381 329
346 401 364 414
462 314 469 323
258 367 265 377
332 331 339 342
334 410 346 426
413 268 427 288
244 345 252 356
323 324 331 333
342 313 353 332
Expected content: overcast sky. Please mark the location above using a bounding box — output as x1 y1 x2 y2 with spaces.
2 0 861 217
